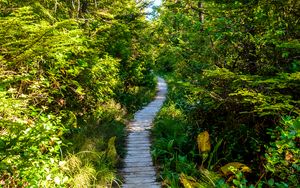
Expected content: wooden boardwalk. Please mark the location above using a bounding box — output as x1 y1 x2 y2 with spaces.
121 77 167 188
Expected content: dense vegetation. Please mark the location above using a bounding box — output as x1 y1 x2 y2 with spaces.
151 0 300 187
1 0 299 187
0 0 155 186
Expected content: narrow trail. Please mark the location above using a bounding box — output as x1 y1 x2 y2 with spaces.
121 77 167 188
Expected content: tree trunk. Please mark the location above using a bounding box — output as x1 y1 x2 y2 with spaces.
198 1 204 23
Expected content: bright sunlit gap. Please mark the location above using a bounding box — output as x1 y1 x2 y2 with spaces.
145 0 162 20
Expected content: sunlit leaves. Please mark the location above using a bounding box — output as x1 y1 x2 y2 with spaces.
0 0 154 186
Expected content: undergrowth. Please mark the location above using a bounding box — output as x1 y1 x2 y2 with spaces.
151 74 300 188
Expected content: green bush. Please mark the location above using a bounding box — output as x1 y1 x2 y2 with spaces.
0 1 155 186
264 116 300 187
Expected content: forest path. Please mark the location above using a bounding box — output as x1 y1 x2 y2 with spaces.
121 77 167 188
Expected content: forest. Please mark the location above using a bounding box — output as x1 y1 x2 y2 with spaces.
0 0 299 187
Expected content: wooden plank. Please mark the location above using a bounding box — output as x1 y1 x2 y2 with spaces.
121 171 157 176
122 166 156 173
123 183 160 188
125 177 157 184
124 162 154 168
124 158 153 163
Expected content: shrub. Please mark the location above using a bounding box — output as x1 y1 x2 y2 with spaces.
264 116 300 187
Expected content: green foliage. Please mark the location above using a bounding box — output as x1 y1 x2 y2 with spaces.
264 116 300 186
151 0 299 187
151 85 196 187
0 92 66 186
151 77 224 187
0 0 155 186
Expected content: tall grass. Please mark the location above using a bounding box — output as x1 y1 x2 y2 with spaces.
60 101 126 187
